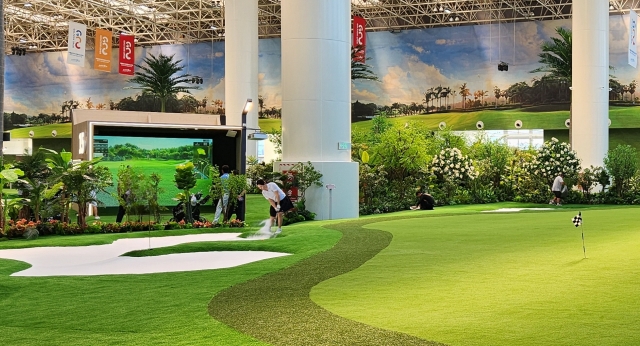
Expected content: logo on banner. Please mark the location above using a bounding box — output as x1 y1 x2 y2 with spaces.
94 29 112 72
67 21 87 67
118 34 135 75
352 16 366 63
74 30 82 49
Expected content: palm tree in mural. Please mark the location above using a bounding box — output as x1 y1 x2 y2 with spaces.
128 53 199 112
480 90 488 106
423 88 433 112
629 80 637 104
494 86 501 108
351 45 380 81
434 85 443 110
441 86 451 110
531 27 572 141
450 90 457 109
459 83 470 109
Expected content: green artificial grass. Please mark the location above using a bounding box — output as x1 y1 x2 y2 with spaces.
208 216 444 346
311 207 640 346
2 203 639 345
0 221 340 345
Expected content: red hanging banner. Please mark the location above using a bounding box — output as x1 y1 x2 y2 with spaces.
352 15 366 63
118 34 135 75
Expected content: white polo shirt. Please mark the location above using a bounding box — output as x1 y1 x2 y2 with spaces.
262 182 285 202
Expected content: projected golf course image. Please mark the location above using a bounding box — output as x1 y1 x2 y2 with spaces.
93 135 213 206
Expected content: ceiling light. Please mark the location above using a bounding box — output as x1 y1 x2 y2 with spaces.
455 16 460 21
24 2 32 7
444 8 451 14
210 26 217 30
449 17 454 22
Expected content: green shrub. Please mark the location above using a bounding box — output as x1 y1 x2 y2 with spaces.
604 144 638 197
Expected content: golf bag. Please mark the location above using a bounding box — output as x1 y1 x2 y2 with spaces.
170 192 211 223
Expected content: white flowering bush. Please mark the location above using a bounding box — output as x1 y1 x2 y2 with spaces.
527 137 581 186
431 148 478 182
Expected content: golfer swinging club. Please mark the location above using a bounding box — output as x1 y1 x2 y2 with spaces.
256 179 294 235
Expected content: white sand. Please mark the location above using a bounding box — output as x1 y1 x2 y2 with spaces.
0 233 289 277
483 208 557 213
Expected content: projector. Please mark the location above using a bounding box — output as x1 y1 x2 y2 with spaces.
498 62 509 71
248 132 268 140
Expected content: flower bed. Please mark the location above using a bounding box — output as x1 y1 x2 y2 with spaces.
1 218 244 240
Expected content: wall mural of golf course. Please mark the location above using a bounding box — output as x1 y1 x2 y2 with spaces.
5 16 640 168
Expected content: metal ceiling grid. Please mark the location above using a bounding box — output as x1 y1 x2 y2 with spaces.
3 0 640 53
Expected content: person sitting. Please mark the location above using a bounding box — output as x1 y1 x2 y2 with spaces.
410 191 435 210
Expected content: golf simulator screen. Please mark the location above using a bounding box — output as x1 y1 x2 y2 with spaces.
93 135 213 207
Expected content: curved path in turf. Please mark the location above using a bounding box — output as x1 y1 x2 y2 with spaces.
208 218 446 346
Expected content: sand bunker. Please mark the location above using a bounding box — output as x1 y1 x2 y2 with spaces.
483 208 557 213
0 233 289 277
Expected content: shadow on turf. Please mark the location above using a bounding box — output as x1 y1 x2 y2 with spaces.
208 216 446 346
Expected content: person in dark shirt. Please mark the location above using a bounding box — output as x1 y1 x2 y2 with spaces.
410 191 435 210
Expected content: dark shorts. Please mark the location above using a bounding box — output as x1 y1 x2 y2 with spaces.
553 191 562 198
269 196 295 217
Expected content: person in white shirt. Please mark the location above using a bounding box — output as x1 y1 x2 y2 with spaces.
551 172 565 206
256 179 295 235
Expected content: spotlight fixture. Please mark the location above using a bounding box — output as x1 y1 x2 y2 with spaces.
498 61 509 71
11 47 27 56
188 76 204 84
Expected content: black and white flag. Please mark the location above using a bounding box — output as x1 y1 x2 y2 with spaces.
572 212 582 227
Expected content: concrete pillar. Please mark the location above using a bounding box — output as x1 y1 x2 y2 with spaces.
280 0 359 220
225 0 259 160
572 0 609 168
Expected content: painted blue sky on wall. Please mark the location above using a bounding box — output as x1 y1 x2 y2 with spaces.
3 15 638 115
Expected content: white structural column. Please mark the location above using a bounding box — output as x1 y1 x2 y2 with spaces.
572 0 609 168
225 0 259 160
281 0 359 220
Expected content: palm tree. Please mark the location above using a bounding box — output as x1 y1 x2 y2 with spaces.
128 53 199 112
434 85 444 110
423 88 433 112
351 45 380 81
531 27 572 141
450 90 457 109
494 86 501 108
629 80 637 104
459 83 470 109
441 86 451 110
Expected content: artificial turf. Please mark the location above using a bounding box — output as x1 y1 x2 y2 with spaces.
1 203 639 345
208 216 445 346
311 207 640 346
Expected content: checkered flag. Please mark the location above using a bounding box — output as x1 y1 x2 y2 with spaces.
572 212 582 227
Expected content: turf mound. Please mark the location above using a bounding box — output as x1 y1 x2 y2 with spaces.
208 218 445 346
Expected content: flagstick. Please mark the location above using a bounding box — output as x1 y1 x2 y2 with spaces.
581 227 587 259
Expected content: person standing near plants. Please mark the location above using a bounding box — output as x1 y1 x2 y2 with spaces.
256 178 294 235
551 172 565 206
213 165 230 223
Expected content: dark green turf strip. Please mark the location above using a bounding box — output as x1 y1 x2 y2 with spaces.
208 218 446 346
